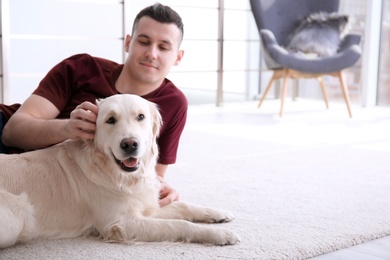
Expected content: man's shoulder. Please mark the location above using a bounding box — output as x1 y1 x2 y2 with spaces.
144 79 188 114
59 53 118 70
60 53 122 78
160 79 187 104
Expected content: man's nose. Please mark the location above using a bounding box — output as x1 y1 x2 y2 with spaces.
145 45 158 59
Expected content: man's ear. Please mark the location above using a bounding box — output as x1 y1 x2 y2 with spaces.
174 50 184 66
125 34 131 52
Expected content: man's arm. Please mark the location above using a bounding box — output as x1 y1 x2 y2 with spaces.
2 94 97 150
156 163 168 178
156 163 180 207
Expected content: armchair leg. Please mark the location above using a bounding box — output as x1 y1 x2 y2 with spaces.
317 77 329 109
280 68 291 117
258 69 352 117
337 71 353 118
258 70 281 108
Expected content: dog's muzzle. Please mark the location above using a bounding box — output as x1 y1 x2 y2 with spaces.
112 137 140 172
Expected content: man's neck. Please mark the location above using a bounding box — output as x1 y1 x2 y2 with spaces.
115 69 162 96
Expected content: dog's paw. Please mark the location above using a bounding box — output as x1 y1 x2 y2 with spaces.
205 208 235 224
211 229 241 246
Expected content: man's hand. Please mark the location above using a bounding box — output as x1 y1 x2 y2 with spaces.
66 101 98 140
158 176 179 207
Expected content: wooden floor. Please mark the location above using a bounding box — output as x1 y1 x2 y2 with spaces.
311 236 390 259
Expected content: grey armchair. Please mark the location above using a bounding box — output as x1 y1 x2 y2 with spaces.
250 0 361 117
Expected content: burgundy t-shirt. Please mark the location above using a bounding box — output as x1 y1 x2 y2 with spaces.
0 54 188 164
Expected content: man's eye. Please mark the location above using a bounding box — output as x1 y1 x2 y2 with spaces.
139 41 149 46
160 45 170 51
106 117 116 124
137 114 145 121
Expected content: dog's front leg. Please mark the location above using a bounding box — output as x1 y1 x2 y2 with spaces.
149 201 235 224
104 216 239 246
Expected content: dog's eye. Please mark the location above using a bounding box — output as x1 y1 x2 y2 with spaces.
137 114 145 121
106 116 116 124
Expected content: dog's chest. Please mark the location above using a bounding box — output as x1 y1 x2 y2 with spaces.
118 180 161 216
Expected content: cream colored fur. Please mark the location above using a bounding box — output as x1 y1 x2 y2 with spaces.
0 94 239 249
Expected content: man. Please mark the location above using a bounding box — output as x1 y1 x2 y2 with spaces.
0 3 187 207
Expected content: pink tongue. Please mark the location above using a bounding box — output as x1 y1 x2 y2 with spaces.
123 158 139 168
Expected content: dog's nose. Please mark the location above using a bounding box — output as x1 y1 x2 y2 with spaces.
120 138 139 154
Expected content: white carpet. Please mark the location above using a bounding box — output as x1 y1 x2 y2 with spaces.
2 100 390 259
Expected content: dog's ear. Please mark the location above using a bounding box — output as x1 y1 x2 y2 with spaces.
148 102 162 162
149 102 163 138
95 98 103 106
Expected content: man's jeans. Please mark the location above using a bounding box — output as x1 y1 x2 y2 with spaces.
0 112 8 154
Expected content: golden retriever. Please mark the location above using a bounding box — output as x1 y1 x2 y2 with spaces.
0 94 239 249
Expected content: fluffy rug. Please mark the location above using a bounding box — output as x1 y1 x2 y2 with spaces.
2 100 390 259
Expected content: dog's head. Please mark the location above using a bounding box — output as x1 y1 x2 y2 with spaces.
94 94 162 175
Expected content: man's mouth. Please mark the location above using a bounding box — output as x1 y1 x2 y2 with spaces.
112 153 140 172
140 61 158 69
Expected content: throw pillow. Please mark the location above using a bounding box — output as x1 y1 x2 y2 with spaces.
287 12 349 57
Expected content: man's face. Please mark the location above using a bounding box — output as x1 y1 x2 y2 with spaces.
125 16 184 86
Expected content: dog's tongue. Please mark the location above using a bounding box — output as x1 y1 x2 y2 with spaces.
123 157 139 168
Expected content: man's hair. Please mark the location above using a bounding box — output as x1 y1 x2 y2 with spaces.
132 3 184 42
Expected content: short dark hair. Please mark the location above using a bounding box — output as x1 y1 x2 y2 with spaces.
132 3 184 42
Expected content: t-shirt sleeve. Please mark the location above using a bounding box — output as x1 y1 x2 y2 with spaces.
32 53 116 119
32 55 83 112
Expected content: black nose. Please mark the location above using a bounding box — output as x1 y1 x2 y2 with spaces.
120 138 139 154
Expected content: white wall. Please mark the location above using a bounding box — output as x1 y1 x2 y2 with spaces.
3 0 124 104
1 0 387 106
1 0 260 105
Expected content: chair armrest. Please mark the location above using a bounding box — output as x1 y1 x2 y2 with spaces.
266 41 361 74
260 29 279 47
259 29 361 74
261 30 293 65
259 29 285 69
339 33 361 51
